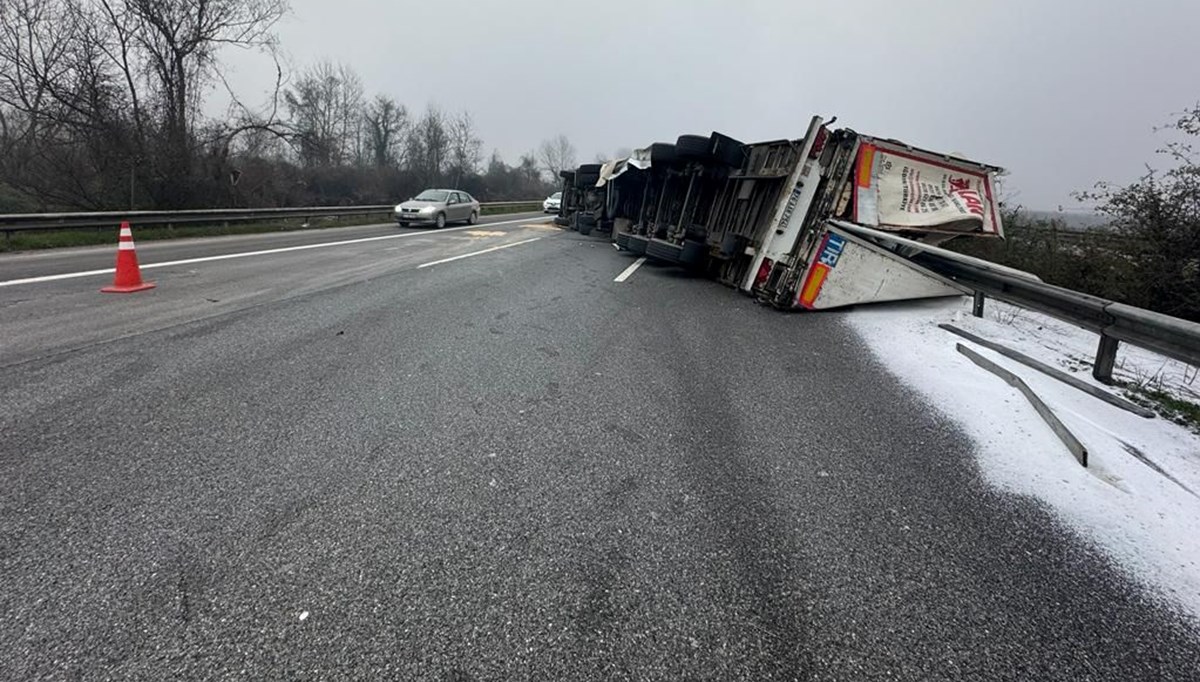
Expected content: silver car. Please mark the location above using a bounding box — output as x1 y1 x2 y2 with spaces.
394 189 481 228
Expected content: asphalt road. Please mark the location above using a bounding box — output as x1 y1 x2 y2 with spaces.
0 211 550 284
1 220 1198 680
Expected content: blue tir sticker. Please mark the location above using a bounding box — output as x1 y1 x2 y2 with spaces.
817 233 847 268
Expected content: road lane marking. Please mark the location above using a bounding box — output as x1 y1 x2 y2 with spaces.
0 216 550 288
614 257 647 283
417 237 542 269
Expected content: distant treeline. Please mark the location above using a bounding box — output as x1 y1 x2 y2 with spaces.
0 0 560 213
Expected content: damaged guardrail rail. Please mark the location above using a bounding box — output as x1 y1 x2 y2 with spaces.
912 253 1200 383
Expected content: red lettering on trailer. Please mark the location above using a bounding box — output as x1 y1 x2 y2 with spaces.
958 189 984 215
948 177 984 216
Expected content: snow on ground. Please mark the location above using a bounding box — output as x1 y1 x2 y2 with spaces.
848 296 1200 620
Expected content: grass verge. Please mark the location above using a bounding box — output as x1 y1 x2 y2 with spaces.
1123 386 1200 432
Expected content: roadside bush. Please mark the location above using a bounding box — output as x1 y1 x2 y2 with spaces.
951 211 1144 308
952 105 1200 322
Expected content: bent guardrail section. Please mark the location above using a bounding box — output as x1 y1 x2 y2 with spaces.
915 252 1200 382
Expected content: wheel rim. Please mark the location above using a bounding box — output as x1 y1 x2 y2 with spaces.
437 214 445 228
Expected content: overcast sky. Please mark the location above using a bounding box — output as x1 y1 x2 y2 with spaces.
219 0 1200 209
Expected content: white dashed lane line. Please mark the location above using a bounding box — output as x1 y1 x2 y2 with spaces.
416 237 543 269
614 257 647 283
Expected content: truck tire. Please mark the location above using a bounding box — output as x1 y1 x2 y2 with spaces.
676 134 713 161
680 239 707 267
710 131 748 168
578 214 596 236
575 164 602 187
649 143 677 166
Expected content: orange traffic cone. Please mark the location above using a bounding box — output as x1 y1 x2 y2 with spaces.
101 222 155 293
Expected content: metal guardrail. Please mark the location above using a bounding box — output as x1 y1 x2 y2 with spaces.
914 253 1200 382
0 201 543 234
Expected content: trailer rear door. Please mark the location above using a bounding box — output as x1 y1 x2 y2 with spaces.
851 139 1004 237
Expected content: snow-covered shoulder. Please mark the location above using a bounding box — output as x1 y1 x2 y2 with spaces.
847 296 1200 619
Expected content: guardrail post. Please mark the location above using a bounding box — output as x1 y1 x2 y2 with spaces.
972 291 986 318
1093 333 1119 384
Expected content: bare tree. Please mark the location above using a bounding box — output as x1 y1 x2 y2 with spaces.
447 111 482 188
1074 104 1200 320
0 1 548 209
0 0 288 208
119 0 287 204
405 105 448 184
363 94 407 168
515 151 555 197
284 60 364 167
538 134 576 180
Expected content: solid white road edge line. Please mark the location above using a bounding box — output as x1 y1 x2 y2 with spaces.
613 256 647 283
416 237 542 269
0 216 550 288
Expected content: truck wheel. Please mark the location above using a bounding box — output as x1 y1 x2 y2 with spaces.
710 131 747 168
578 215 595 236
681 239 707 267
575 163 602 187
649 142 677 165
676 134 713 161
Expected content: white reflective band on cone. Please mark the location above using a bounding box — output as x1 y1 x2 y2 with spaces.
118 241 136 250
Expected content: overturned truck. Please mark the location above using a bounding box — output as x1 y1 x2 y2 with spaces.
561 116 1005 310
